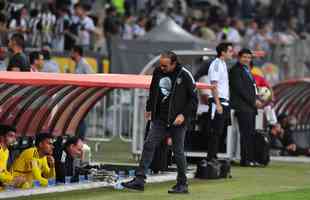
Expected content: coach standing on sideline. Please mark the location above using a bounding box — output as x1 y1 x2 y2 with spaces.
206 42 233 162
122 51 198 194
229 48 262 167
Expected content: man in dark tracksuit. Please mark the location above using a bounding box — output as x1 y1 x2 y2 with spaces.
122 51 198 194
229 48 262 167
54 136 84 183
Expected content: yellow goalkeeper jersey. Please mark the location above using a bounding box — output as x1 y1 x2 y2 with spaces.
0 145 13 185
12 147 55 187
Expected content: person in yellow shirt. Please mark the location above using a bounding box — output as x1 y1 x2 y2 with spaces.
0 125 26 190
12 133 55 188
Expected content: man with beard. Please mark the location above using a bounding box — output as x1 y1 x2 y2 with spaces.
12 133 55 188
122 51 198 194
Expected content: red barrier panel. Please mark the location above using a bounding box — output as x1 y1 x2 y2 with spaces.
273 78 310 124
0 72 211 136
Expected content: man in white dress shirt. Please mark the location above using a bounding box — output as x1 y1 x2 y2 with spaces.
206 42 233 161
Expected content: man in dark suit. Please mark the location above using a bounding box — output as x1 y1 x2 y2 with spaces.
229 48 262 167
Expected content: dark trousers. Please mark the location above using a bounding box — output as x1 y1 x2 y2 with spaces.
235 111 256 163
136 120 188 185
207 105 230 161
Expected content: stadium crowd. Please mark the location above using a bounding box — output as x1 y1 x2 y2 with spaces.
0 0 309 54
0 0 308 81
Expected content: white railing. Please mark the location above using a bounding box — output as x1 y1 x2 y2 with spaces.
86 89 135 143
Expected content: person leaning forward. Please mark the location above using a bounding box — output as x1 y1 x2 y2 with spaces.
54 136 84 184
121 50 198 194
0 125 26 189
12 133 55 188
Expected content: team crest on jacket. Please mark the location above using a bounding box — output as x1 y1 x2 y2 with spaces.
177 78 182 84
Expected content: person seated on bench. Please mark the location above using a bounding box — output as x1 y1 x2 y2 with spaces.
0 125 26 189
12 133 55 188
270 123 310 156
54 136 84 184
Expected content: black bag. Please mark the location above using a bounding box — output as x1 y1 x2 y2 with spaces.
218 159 232 178
254 130 270 166
195 159 232 179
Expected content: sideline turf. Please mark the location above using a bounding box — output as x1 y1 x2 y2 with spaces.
6 162 310 200
232 188 310 200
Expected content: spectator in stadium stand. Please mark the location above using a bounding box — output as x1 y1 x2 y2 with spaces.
248 22 274 55
71 45 94 74
29 51 44 72
206 42 233 162
250 60 275 105
54 6 70 51
122 51 198 194
229 48 263 167
0 13 8 47
132 15 147 38
270 122 310 156
54 136 84 184
103 6 120 58
6 33 30 72
12 133 55 188
0 125 26 189
41 48 60 73
250 61 277 125
8 7 28 42
28 9 41 48
74 2 96 51
122 13 134 40
0 47 7 71
71 45 93 140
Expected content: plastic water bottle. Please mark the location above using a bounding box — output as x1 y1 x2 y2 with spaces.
114 171 125 190
79 175 86 183
48 178 56 187
146 169 152 175
128 170 135 177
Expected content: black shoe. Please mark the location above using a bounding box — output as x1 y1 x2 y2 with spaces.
240 161 255 167
254 162 265 167
121 177 145 191
168 183 189 194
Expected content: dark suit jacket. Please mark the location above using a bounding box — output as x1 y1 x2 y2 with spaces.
54 148 78 183
229 62 257 113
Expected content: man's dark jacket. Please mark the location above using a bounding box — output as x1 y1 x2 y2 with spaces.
146 64 198 127
54 148 77 183
229 62 257 113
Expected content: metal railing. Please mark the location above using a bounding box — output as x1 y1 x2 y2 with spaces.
271 39 310 81
85 89 135 143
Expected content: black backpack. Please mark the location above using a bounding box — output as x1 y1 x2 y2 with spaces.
218 159 232 178
195 159 232 179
